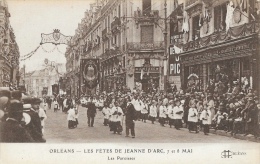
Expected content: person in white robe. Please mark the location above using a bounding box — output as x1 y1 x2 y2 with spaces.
188 103 199 133
149 100 157 124
173 99 184 130
200 106 212 135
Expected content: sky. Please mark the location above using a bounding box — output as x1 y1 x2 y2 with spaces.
7 0 94 72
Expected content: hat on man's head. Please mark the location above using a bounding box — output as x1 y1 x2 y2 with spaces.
22 96 32 104
11 90 22 100
0 89 11 98
9 100 23 113
33 98 42 104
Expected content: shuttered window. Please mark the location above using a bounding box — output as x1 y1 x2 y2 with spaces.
141 25 153 43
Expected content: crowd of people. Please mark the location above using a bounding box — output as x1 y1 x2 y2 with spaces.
78 83 260 138
0 88 47 142
1 81 259 142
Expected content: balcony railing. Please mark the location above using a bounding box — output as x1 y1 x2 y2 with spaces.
102 28 109 41
111 17 121 34
182 21 260 52
134 10 159 24
127 41 164 51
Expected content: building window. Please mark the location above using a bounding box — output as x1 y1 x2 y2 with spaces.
214 3 227 31
141 25 153 43
192 15 200 40
113 35 117 45
142 0 151 16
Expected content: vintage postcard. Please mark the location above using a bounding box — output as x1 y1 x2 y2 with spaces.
0 0 260 163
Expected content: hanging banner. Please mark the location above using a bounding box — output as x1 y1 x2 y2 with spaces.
41 29 72 45
81 59 100 90
52 84 59 96
42 87 48 95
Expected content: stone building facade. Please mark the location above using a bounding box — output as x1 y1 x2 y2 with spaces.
0 0 20 87
65 0 180 96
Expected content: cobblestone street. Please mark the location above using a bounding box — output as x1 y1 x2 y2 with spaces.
44 106 250 143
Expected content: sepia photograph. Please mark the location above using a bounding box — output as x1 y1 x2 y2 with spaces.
0 0 260 163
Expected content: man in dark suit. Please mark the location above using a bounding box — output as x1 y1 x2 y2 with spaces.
23 97 46 142
125 96 136 138
0 100 34 142
87 97 96 127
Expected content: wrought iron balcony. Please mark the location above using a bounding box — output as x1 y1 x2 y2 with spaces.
102 28 107 39
134 10 159 25
127 41 164 51
182 21 260 52
111 17 121 34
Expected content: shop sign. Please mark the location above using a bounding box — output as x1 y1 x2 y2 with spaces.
182 40 256 64
135 67 159 73
169 54 181 76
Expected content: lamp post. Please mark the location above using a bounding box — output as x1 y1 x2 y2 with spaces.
163 0 168 95
16 71 20 88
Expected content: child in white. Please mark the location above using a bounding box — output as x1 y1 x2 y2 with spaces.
67 105 76 129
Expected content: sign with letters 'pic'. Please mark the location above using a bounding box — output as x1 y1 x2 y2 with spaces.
169 47 181 76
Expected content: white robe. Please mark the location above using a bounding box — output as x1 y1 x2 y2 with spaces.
188 108 198 123
67 108 76 121
159 105 167 118
149 105 157 117
167 105 174 119
110 107 123 122
173 105 184 119
200 109 212 125
102 107 111 119
141 103 148 114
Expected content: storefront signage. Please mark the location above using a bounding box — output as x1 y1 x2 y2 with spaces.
135 67 160 73
169 54 181 76
182 40 256 65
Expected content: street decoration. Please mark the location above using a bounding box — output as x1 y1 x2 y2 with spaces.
80 59 100 89
19 29 72 61
41 29 72 45
52 84 59 96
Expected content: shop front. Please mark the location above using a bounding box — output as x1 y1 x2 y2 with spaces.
134 65 160 93
180 35 259 96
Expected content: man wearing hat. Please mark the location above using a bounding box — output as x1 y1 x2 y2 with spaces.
125 96 137 138
0 100 34 142
11 90 22 101
23 97 46 142
0 88 11 122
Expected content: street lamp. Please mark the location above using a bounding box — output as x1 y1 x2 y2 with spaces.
163 0 168 95
16 72 20 88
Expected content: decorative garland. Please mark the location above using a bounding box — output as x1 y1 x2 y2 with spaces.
20 45 40 61
41 45 57 53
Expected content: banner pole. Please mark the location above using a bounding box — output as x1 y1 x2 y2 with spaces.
79 59 82 98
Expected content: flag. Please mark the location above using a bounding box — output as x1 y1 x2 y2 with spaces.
174 45 182 53
226 1 235 32
174 0 178 10
140 68 144 80
182 11 189 33
240 0 247 13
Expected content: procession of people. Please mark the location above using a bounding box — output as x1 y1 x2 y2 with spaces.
1 79 260 143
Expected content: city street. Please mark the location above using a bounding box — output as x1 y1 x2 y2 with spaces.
44 106 250 143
